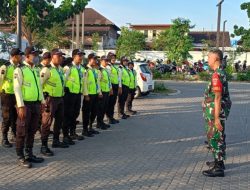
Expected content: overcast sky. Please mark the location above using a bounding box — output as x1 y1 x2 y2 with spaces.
56 0 249 37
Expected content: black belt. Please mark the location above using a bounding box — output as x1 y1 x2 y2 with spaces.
24 101 41 104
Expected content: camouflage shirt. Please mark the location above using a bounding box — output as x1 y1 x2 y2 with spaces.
203 68 232 121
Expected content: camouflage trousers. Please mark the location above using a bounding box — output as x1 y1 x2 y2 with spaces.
205 119 226 161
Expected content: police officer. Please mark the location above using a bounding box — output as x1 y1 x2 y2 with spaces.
117 57 130 119
96 56 112 129
39 52 51 68
0 48 23 148
106 52 121 124
126 61 137 115
202 49 231 177
63 49 86 141
14 46 44 168
82 53 102 137
36 52 52 134
40 48 68 157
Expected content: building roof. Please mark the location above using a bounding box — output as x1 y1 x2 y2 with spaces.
66 8 120 31
189 31 231 47
130 24 171 30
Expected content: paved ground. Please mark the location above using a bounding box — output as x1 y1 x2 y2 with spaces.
0 81 249 190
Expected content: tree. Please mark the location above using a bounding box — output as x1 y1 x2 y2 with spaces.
92 32 100 52
116 27 146 59
0 0 90 45
34 23 70 51
232 2 250 52
154 18 194 65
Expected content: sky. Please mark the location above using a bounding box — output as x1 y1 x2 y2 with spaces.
57 0 249 36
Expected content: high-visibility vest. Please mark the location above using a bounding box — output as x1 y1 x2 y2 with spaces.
65 65 85 94
120 66 130 87
20 65 43 102
110 65 119 85
129 69 136 89
86 68 98 95
43 67 64 97
2 63 15 94
100 68 111 93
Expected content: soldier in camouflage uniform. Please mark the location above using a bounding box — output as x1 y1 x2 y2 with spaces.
202 49 232 177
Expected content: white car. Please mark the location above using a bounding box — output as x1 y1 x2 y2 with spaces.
133 62 154 98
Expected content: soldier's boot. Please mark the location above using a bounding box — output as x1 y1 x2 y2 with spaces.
206 159 225 170
202 161 225 177
41 140 54 157
16 148 32 168
2 133 12 148
25 148 44 163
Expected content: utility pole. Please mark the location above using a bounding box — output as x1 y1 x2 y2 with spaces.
76 14 80 49
222 20 227 54
82 11 85 49
71 18 75 49
17 0 22 49
216 0 224 48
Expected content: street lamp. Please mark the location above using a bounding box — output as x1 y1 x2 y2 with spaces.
17 0 22 49
216 0 224 48
222 20 227 54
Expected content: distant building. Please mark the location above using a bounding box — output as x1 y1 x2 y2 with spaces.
189 31 231 50
130 24 231 50
130 24 171 50
66 8 120 50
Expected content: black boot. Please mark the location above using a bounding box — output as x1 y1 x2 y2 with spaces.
41 140 54 156
25 148 44 163
2 134 12 148
16 148 32 168
63 136 75 145
70 131 84 141
97 123 107 130
82 129 94 137
52 139 69 148
206 160 225 170
202 161 225 177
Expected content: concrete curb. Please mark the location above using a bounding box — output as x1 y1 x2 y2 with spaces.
155 79 250 85
168 89 181 96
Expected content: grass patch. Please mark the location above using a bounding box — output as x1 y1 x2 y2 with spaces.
153 82 177 94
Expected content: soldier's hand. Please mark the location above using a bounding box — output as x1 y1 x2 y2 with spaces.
98 94 103 99
18 107 26 121
215 118 223 132
84 95 90 101
118 87 122 95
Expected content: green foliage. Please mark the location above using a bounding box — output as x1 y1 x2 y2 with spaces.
232 2 250 52
237 71 250 81
154 18 194 65
198 72 211 81
154 82 175 94
116 27 146 59
0 0 90 45
92 32 100 52
225 64 234 81
34 23 70 51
